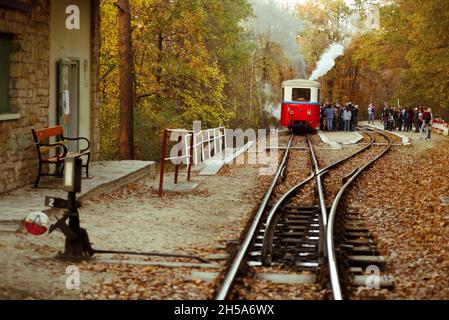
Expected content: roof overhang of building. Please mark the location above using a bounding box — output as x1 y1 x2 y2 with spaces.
0 0 32 12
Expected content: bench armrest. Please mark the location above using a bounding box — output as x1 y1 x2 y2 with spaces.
37 142 68 158
63 136 91 153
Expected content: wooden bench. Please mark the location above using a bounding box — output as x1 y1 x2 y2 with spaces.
31 126 91 188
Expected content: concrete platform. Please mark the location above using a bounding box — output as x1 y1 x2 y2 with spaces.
199 160 224 176
161 182 199 193
318 131 364 149
198 141 255 176
361 122 411 145
0 161 155 230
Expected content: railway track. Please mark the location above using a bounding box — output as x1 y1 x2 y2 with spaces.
214 128 395 300
325 129 395 299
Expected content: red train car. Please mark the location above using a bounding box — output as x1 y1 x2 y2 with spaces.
280 79 321 133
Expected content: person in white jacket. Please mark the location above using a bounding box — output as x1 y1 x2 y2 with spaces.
343 106 352 132
368 103 375 124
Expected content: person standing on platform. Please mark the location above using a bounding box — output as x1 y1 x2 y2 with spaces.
343 106 352 132
348 103 355 131
393 107 401 131
382 106 388 130
407 107 414 131
338 104 344 131
414 108 419 133
420 108 433 140
325 103 334 131
368 103 375 124
418 107 424 132
333 104 338 131
320 104 325 131
353 105 359 130
401 108 407 131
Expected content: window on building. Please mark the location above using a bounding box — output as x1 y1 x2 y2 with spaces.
292 88 311 102
0 33 11 114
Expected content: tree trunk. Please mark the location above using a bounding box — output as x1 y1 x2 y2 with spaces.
117 0 135 160
156 32 164 86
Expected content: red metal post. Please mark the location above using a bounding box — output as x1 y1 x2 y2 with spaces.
174 135 182 184
158 129 168 197
187 133 194 181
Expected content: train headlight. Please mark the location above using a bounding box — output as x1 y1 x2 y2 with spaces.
290 111 294 115
307 110 312 116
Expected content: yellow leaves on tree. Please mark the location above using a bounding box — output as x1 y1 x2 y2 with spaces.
99 0 252 160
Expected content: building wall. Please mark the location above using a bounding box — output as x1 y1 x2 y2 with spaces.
0 0 51 194
0 0 100 194
49 0 91 144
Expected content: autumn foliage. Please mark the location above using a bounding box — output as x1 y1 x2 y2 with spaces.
99 0 449 160
99 0 297 160
298 0 449 121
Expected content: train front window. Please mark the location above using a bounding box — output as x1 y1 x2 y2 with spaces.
292 88 311 102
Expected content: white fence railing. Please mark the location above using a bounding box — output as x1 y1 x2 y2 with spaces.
192 127 227 166
159 126 227 196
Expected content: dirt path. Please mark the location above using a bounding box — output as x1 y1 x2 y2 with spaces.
1 131 447 300
0 154 276 299
348 132 449 299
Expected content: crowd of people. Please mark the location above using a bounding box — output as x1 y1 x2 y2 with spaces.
320 102 360 132
320 101 435 141
379 104 434 140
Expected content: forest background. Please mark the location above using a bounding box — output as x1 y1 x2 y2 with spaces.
100 0 449 160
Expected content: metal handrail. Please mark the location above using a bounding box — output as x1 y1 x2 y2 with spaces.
159 126 226 196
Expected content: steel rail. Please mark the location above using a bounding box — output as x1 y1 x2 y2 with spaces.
260 132 376 268
317 132 375 175
326 130 392 300
215 131 384 300
261 172 315 265
316 130 375 225
261 135 318 264
214 136 294 300
307 135 329 231
314 132 375 227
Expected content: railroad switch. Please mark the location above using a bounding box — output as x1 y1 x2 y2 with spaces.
46 158 93 260
44 157 208 264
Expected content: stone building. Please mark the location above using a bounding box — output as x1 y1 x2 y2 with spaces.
0 0 100 194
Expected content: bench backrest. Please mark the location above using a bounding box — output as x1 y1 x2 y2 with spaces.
32 126 64 142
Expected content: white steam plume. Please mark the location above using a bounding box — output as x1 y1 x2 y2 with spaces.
264 103 281 120
307 3 381 81
309 43 345 81
262 83 281 120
